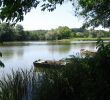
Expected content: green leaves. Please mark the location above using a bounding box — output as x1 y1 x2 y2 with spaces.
0 0 40 22
77 0 110 28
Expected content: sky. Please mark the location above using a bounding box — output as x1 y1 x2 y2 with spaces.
18 2 84 30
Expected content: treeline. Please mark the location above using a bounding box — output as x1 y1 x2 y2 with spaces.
29 27 110 40
0 23 110 41
0 23 48 41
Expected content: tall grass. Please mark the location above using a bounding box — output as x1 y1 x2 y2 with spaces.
0 69 43 100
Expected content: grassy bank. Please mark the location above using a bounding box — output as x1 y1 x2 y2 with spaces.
47 37 110 44
57 37 110 42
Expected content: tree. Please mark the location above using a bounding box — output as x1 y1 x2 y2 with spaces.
15 24 25 40
0 0 39 22
56 26 71 39
0 0 63 23
0 23 16 41
46 29 58 40
16 24 24 33
76 0 110 28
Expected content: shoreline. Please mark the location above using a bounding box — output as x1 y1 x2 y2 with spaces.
0 38 110 43
57 38 110 42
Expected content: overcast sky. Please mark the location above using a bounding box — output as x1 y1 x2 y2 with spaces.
18 2 84 30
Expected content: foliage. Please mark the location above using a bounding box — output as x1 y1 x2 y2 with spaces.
45 29 57 40
0 22 109 42
29 30 47 40
15 24 24 40
46 26 72 40
0 23 16 41
76 0 110 28
0 0 39 22
0 23 48 41
56 26 71 39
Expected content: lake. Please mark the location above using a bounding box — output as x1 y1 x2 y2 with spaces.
0 41 97 74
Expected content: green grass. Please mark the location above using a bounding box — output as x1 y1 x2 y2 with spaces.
58 37 110 42
47 38 110 44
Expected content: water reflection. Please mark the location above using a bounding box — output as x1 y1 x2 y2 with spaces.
72 43 97 51
0 46 24 59
48 44 71 54
2 42 30 46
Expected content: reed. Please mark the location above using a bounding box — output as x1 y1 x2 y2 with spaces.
0 69 42 100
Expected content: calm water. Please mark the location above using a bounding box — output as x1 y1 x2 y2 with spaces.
0 41 97 74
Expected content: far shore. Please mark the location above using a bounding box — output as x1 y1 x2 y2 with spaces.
0 38 110 44
56 38 110 42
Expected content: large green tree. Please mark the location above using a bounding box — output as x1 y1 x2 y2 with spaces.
56 26 71 39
